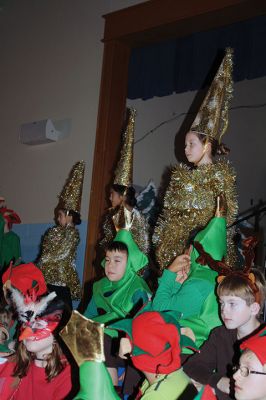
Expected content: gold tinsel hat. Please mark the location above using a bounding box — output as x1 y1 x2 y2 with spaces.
113 108 136 187
190 48 234 143
58 161 85 214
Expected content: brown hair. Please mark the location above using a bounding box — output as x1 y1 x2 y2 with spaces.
192 131 230 156
217 267 266 309
13 339 67 382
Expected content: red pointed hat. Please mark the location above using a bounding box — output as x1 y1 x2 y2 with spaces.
240 327 266 365
2 262 47 301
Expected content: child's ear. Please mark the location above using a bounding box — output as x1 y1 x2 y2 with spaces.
205 141 212 155
250 301 260 316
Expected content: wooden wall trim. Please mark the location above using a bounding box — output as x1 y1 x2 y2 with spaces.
103 0 266 44
83 40 130 287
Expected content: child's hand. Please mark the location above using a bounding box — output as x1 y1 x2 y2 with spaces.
215 194 227 217
168 254 190 274
118 338 132 359
216 377 230 394
190 379 203 392
175 269 189 283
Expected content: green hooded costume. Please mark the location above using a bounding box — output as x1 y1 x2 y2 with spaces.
152 216 227 349
84 230 151 337
0 214 21 270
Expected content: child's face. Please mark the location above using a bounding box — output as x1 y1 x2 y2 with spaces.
57 210 72 227
0 311 11 326
233 350 266 400
105 250 127 282
219 295 256 330
109 189 123 208
24 332 54 355
185 131 211 166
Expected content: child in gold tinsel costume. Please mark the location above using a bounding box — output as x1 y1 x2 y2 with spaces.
153 49 238 269
100 109 150 256
38 161 85 305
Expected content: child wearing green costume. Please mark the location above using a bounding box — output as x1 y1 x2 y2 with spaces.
115 309 199 399
152 200 227 350
0 197 21 271
84 229 151 386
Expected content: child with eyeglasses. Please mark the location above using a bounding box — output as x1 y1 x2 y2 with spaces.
183 238 266 400
233 327 266 400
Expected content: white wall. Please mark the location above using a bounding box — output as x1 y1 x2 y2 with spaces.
0 0 146 224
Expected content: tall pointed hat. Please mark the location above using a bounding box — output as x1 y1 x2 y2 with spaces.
58 161 85 213
191 48 234 143
113 108 136 187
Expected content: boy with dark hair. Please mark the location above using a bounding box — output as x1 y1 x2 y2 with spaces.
84 229 151 389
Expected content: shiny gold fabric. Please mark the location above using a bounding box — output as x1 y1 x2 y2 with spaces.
191 48 233 143
59 161 85 213
38 225 81 300
153 160 238 269
100 206 150 255
114 108 136 187
59 311 105 366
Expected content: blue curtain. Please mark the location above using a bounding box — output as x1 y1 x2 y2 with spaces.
127 15 266 100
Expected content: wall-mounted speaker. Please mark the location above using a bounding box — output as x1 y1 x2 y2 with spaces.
19 119 71 145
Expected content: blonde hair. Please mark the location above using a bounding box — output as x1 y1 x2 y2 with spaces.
217 267 266 309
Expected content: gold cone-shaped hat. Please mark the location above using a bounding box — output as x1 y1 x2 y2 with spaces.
191 48 234 143
113 108 136 187
58 161 85 213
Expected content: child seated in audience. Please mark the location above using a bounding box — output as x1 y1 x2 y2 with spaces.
0 262 74 399
0 305 15 355
183 238 265 400
116 309 198 399
0 262 49 356
84 229 151 389
233 326 266 400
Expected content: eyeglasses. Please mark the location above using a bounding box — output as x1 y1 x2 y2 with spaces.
233 365 266 378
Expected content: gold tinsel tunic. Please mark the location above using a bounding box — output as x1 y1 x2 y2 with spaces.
153 160 238 269
38 225 81 300
100 207 150 255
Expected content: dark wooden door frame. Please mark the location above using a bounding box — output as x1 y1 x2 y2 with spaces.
83 0 266 288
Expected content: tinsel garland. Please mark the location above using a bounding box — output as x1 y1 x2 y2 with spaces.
39 225 81 300
153 160 238 269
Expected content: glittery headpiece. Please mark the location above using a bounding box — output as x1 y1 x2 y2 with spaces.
194 236 260 303
113 108 136 187
58 161 85 214
191 48 234 143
